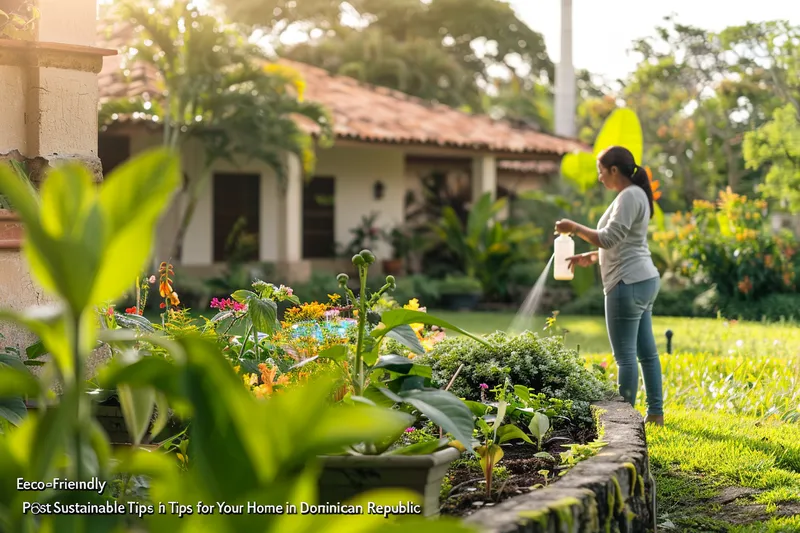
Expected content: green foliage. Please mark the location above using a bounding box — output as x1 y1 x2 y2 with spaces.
437 276 482 296
221 0 552 112
561 108 643 193
100 0 333 258
744 104 800 212
719 293 800 323
671 189 798 301
0 152 478 532
415 331 615 427
431 192 543 301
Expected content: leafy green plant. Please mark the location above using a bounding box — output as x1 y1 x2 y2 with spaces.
416 331 615 428
0 149 477 533
671 189 797 302
556 440 608 476
437 275 483 296
466 399 552 497
431 192 543 301
316 250 489 455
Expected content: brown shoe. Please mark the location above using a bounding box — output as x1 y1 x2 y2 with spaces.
644 415 664 426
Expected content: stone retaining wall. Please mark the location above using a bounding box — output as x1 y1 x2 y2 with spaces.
465 399 657 533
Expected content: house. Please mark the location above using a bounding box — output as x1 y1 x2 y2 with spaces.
96 32 587 282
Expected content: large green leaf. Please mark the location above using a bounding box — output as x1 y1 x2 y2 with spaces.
497 424 534 445
233 290 279 334
373 354 432 378
92 149 181 306
118 384 155 445
593 108 643 163
377 309 489 346
397 389 475 450
560 151 598 193
384 324 425 354
0 363 40 398
0 307 72 379
0 397 26 426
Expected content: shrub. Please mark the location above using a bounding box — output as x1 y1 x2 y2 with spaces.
653 285 706 317
670 189 799 301
720 293 800 322
561 286 605 316
391 274 441 308
414 331 615 427
438 275 483 295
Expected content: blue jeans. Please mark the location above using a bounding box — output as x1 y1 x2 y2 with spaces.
604 277 663 416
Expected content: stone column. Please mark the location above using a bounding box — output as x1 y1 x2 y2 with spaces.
0 0 115 376
277 153 311 283
472 154 497 204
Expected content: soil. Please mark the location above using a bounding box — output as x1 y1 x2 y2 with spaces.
440 424 597 517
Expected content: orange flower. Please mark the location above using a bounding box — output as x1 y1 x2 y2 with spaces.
738 276 753 295
256 363 290 397
645 167 662 201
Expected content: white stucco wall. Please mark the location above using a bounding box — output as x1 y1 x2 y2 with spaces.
126 136 404 266
314 145 405 261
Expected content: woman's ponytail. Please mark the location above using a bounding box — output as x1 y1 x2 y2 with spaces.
630 165 655 219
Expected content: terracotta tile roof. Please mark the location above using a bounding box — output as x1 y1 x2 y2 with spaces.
97 25 588 157
497 160 559 175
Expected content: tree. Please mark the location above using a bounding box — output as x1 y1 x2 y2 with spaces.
216 0 552 111
744 104 800 212
99 0 333 261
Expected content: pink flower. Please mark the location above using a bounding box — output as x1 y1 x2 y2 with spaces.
479 383 489 390
210 298 247 312
405 427 415 433
600 361 608 369
324 309 340 319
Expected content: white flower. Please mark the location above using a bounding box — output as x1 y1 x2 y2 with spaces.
736 340 744 348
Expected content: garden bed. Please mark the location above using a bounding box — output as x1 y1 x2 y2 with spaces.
463 399 657 533
441 422 598 516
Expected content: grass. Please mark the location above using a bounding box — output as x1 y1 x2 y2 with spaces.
434 310 800 531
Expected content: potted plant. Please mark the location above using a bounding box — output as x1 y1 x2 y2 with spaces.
314 250 490 516
382 226 410 276
0 161 33 250
438 275 483 311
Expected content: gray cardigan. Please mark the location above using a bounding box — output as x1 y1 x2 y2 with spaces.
596 186 660 295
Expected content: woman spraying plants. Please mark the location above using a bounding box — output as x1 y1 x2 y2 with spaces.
554 146 664 426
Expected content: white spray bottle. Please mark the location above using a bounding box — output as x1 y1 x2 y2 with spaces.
553 233 575 281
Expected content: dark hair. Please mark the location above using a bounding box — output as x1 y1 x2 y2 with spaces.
598 146 654 219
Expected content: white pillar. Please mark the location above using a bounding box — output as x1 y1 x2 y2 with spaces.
555 0 576 138
280 153 303 263
472 154 497 203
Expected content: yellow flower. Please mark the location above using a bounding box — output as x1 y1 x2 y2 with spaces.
404 298 420 311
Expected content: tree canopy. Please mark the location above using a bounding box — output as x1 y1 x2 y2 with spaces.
216 0 552 111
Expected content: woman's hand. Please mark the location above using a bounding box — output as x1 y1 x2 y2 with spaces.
567 252 598 271
555 219 577 234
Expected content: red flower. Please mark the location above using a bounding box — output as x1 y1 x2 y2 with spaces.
125 306 137 314
160 302 166 309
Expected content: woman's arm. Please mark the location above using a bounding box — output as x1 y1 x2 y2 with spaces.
555 191 639 249
554 220 602 247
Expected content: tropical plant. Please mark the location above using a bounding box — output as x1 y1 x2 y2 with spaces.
671 188 798 302
431 192 542 301
99 0 333 260
314 249 490 454
0 148 477 533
